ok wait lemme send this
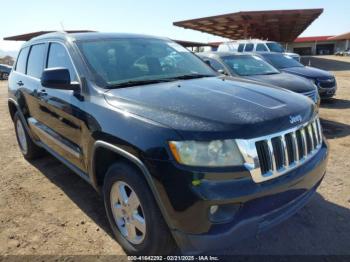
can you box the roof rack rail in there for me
[3,30,96,41]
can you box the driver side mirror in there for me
[204,60,211,67]
[217,69,229,76]
[41,67,80,91]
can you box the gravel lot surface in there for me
[0,56,349,257]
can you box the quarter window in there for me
[15,47,30,74]
[47,43,77,81]
[27,44,46,78]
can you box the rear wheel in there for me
[103,162,177,255]
[14,112,44,160]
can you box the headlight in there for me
[168,140,244,167]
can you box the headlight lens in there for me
[168,140,244,167]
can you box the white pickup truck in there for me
[218,39,301,61]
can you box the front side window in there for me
[27,44,46,78]
[221,55,279,76]
[77,38,215,87]
[262,54,303,69]
[15,47,30,74]
[47,43,78,82]
[244,44,254,52]
[256,44,268,52]
[266,42,285,53]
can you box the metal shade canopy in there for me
[174,9,324,42]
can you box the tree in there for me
[0,56,15,66]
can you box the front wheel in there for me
[103,162,177,255]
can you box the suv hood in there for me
[105,77,315,140]
[244,72,315,93]
[282,66,333,79]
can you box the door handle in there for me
[17,81,24,86]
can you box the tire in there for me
[13,112,44,160]
[103,162,177,255]
[2,72,9,80]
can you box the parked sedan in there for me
[0,64,12,80]
[257,52,337,99]
[198,52,319,105]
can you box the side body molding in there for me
[91,140,175,230]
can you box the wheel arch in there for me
[8,98,18,121]
[91,140,175,230]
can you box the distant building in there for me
[286,33,350,55]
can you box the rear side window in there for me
[237,44,245,52]
[256,44,268,52]
[47,43,77,81]
[15,47,30,74]
[244,44,254,52]
[27,44,46,78]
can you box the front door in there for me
[33,42,86,171]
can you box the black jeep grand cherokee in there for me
[8,32,328,255]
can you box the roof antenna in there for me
[60,21,65,32]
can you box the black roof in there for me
[18,32,170,46]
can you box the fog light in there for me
[208,204,240,223]
[210,205,219,215]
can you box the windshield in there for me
[77,38,215,87]
[266,42,285,53]
[262,54,304,69]
[221,55,279,76]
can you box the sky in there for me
[1,0,349,52]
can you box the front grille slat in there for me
[285,133,294,165]
[256,141,270,174]
[312,121,320,145]
[300,129,308,158]
[291,131,300,162]
[254,117,322,180]
[308,125,315,151]
[280,135,289,168]
[271,137,284,170]
[267,140,276,172]
[305,126,313,153]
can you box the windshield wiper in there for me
[262,72,279,75]
[168,73,215,80]
[106,74,215,88]
[107,79,172,88]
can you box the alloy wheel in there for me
[110,181,146,244]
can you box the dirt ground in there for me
[0,56,349,256]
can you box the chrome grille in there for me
[236,117,323,183]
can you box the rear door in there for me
[10,44,47,128]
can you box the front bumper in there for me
[146,140,328,254]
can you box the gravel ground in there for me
[0,56,349,256]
